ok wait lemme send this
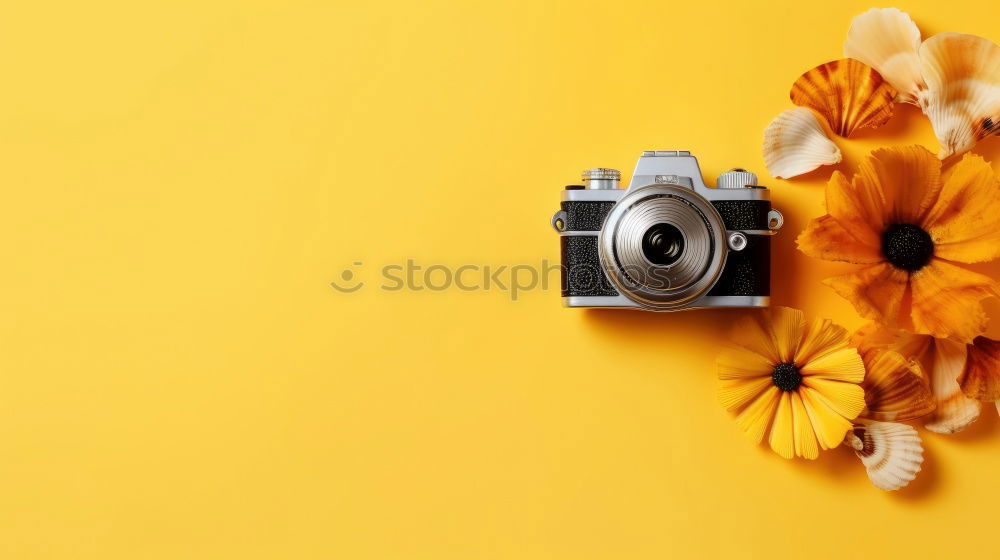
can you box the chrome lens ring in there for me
[613,196,712,290]
[599,185,727,310]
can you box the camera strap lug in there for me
[551,210,568,233]
[767,209,784,231]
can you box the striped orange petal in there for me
[858,349,935,422]
[790,59,898,137]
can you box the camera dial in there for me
[716,169,758,189]
[581,168,621,190]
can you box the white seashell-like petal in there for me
[762,108,842,179]
[923,338,982,433]
[844,8,925,104]
[919,33,1000,158]
[846,421,924,491]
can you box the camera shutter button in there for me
[716,169,758,189]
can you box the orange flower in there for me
[797,145,1000,342]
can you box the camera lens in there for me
[598,188,727,310]
[641,223,685,266]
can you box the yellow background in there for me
[4,1,1000,558]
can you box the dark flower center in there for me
[771,362,802,392]
[881,223,933,272]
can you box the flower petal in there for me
[843,8,925,104]
[735,387,781,444]
[718,377,774,412]
[957,336,1000,401]
[856,145,942,225]
[800,347,865,383]
[717,346,775,380]
[826,170,883,248]
[769,392,795,459]
[800,386,856,449]
[859,349,935,421]
[909,258,998,343]
[918,33,1000,158]
[769,306,805,363]
[729,311,781,364]
[852,323,907,355]
[791,393,819,459]
[796,215,883,264]
[853,324,936,376]
[923,338,982,433]
[795,316,851,365]
[762,108,843,179]
[823,263,909,327]
[924,153,1000,263]
[789,59,897,137]
[802,377,866,420]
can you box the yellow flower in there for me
[717,307,866,459]
[797,145,1000,343]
